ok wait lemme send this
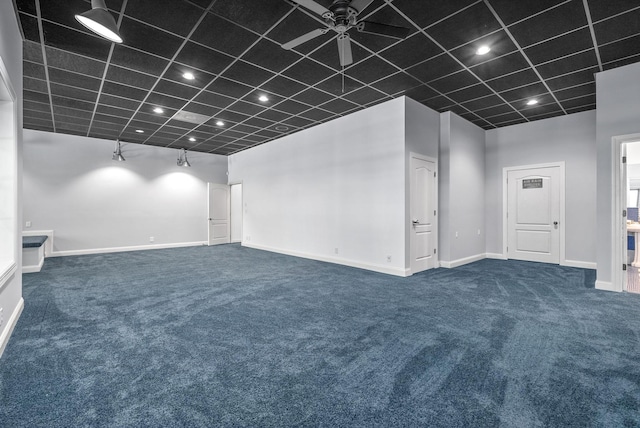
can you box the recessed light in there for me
[215,120,225,127]
[135,129,144,133]
[258,95,269,102]
[275,125,289,131]
[476,45,491,55]
[153,107,164,114]
[526,99,539,106]
[183,72,195,80]
[188,137,196,142]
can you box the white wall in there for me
[485,111,597,267]
[596,62,640,288]
[440,112,485,266]
[0,1,23,356]
[23,130,228,255]
[228,98,408,275]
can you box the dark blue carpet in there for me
[1,244,639,427]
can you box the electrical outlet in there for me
[387,256,391,262]
[149,236,154,243]
[334,248,339,254]
[246,236,251,241]
[25,221,31,228]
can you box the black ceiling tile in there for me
[299,108,334,121]
[315,74,363,95]
[111,45,169,76]
[489,0,566,26]
[426,2,502,50]
[102,81,148,101]
[24,109,54,121]
[273,99,310,115]
[292,87,334,105]
[422,95,456,112]
[560,94,596,110]
[393,0,477,29]
[54,106,93,120]
[212,0,291,33]
[221,61,276,87]
[471,52,530,81]
[48,68,102,92]
[281,115,314,128]
[342,86,388,105]
[258,76,307,98]
[193,12,260,56]
[267,9,333,55]
[175,42,234,75]
[475,103,516,119]
[372,71,421,95]
[256,108,290,123]
[99,94,141,110]
[219,129,249,140]
[216,110,251,123]
[125,0,204,37]
[55,124,89,136]
[603,53,640,71]
[485,111,524,124]
[309,37,368,71]
[429,70,479,94]
[565,104,596,115]
[499,82,549,102]
[106,66,157,91]
[50,83,98,103]
[182,102,220,117]
[537,50,599,79]
[126,120,160,132]
[320,98,359,114]
[96,104,134,119]
[23,61,46,80]
[194,90,236,109]
[521,103,563,118]
[283,59,336,86]
[24,77,48,94]
[449,30,518,67]
[45,47,106,76]
[24,100,51,113]
[378,33,441,69]
[118,18,183,60]
[245,116,279,128]
[403,85,438,102]
[254,129,281,139]
[89,129,118,139]
[93,113,129,126]
[24,117,54,130]
[41,0,92,30]
[208,77,255,98]
[24,89,50,104]
[230,123,262,134]
[146,92,187,110]
[160,125,192,135]
[407,54,463,83]
[459,94,504,111]
[23,41,43,64]
[166,119,196,130]
[42,22,111,62]
[51,96,94,112]
[600,34,640,64]
[349,31,404,57]
[508,1,589,48]
[524,28,594,65]
[196,124,225,135]
[484,68,540,92]
[554,82,596,101]
[346,56,398,84]
[16,1,37,16]
[588,0,640,22]
[155,79,200,100]
[446,84,495,105]
[228,101,267,116]
[164,64,216,89]
[543,67,598,90]
[241,38,301,74]
[19,13,40,43]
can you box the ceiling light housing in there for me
[112,140,125,162]
[75,0,123,44]
[526,99,539,106]
[215,120,225,127]
[153,107,164,114]
[258,95,269,102]
[183,72,195,80]
[188,137,196,142]
[135,129,144,133]
[476,45,491,55]
[177,148,191,168]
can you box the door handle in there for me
[412,219,419,225]
[553,221,558,226]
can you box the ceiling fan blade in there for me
[282,28,326,50]
[289,0,330,16]
[356,21,411,39]
[349,0,375,15]
[337,34,353,67]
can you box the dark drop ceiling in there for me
[14,0,640,155]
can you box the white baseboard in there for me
[22,230,54,258]
[0,297,24,359]
[22,256,44,274]
[440,253,486,269]
[243,242,410,277]
[49,241,208,257]
[563,260,597,269]
[486,252,507,260]
[595,280,621,292]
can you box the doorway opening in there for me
[622,141,640,293]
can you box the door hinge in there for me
[623,209,627,217]
[434,248,437,254]
[434,171,437,178]
[623,264,627,271]
[623,156,627,164]
[434,210,436,216]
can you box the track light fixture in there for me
[75,0,123,44]
[177,148,191,168]
[112,140,125,162]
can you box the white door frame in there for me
[207,183,230,246]
[409,152,438,275]
[502,162,566,264]
[229,181,243,243]
[612,134,640,293]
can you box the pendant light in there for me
[75,0,123,44]
[112,140,125,162]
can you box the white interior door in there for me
[230,183,242,243]
[208,183,230,246]
[507,166,560,263]
[410,154,437,274]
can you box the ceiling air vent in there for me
[172,110,210,125]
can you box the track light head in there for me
[75,0,123,44]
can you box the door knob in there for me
[553,221,558,226]
[412,219,419,225]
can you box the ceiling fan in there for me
[282,0,411,66]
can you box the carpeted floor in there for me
[0,244,639,427]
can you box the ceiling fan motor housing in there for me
[327,0,357,32]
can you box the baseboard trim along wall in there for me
[0,297,24,359]
[49,241,208,257]
[595,280,621,292]
[440,253,486,269]
[563,260,597,270]
[486,253,507,260]
[22,256,44,274]
[243,242,411,277]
